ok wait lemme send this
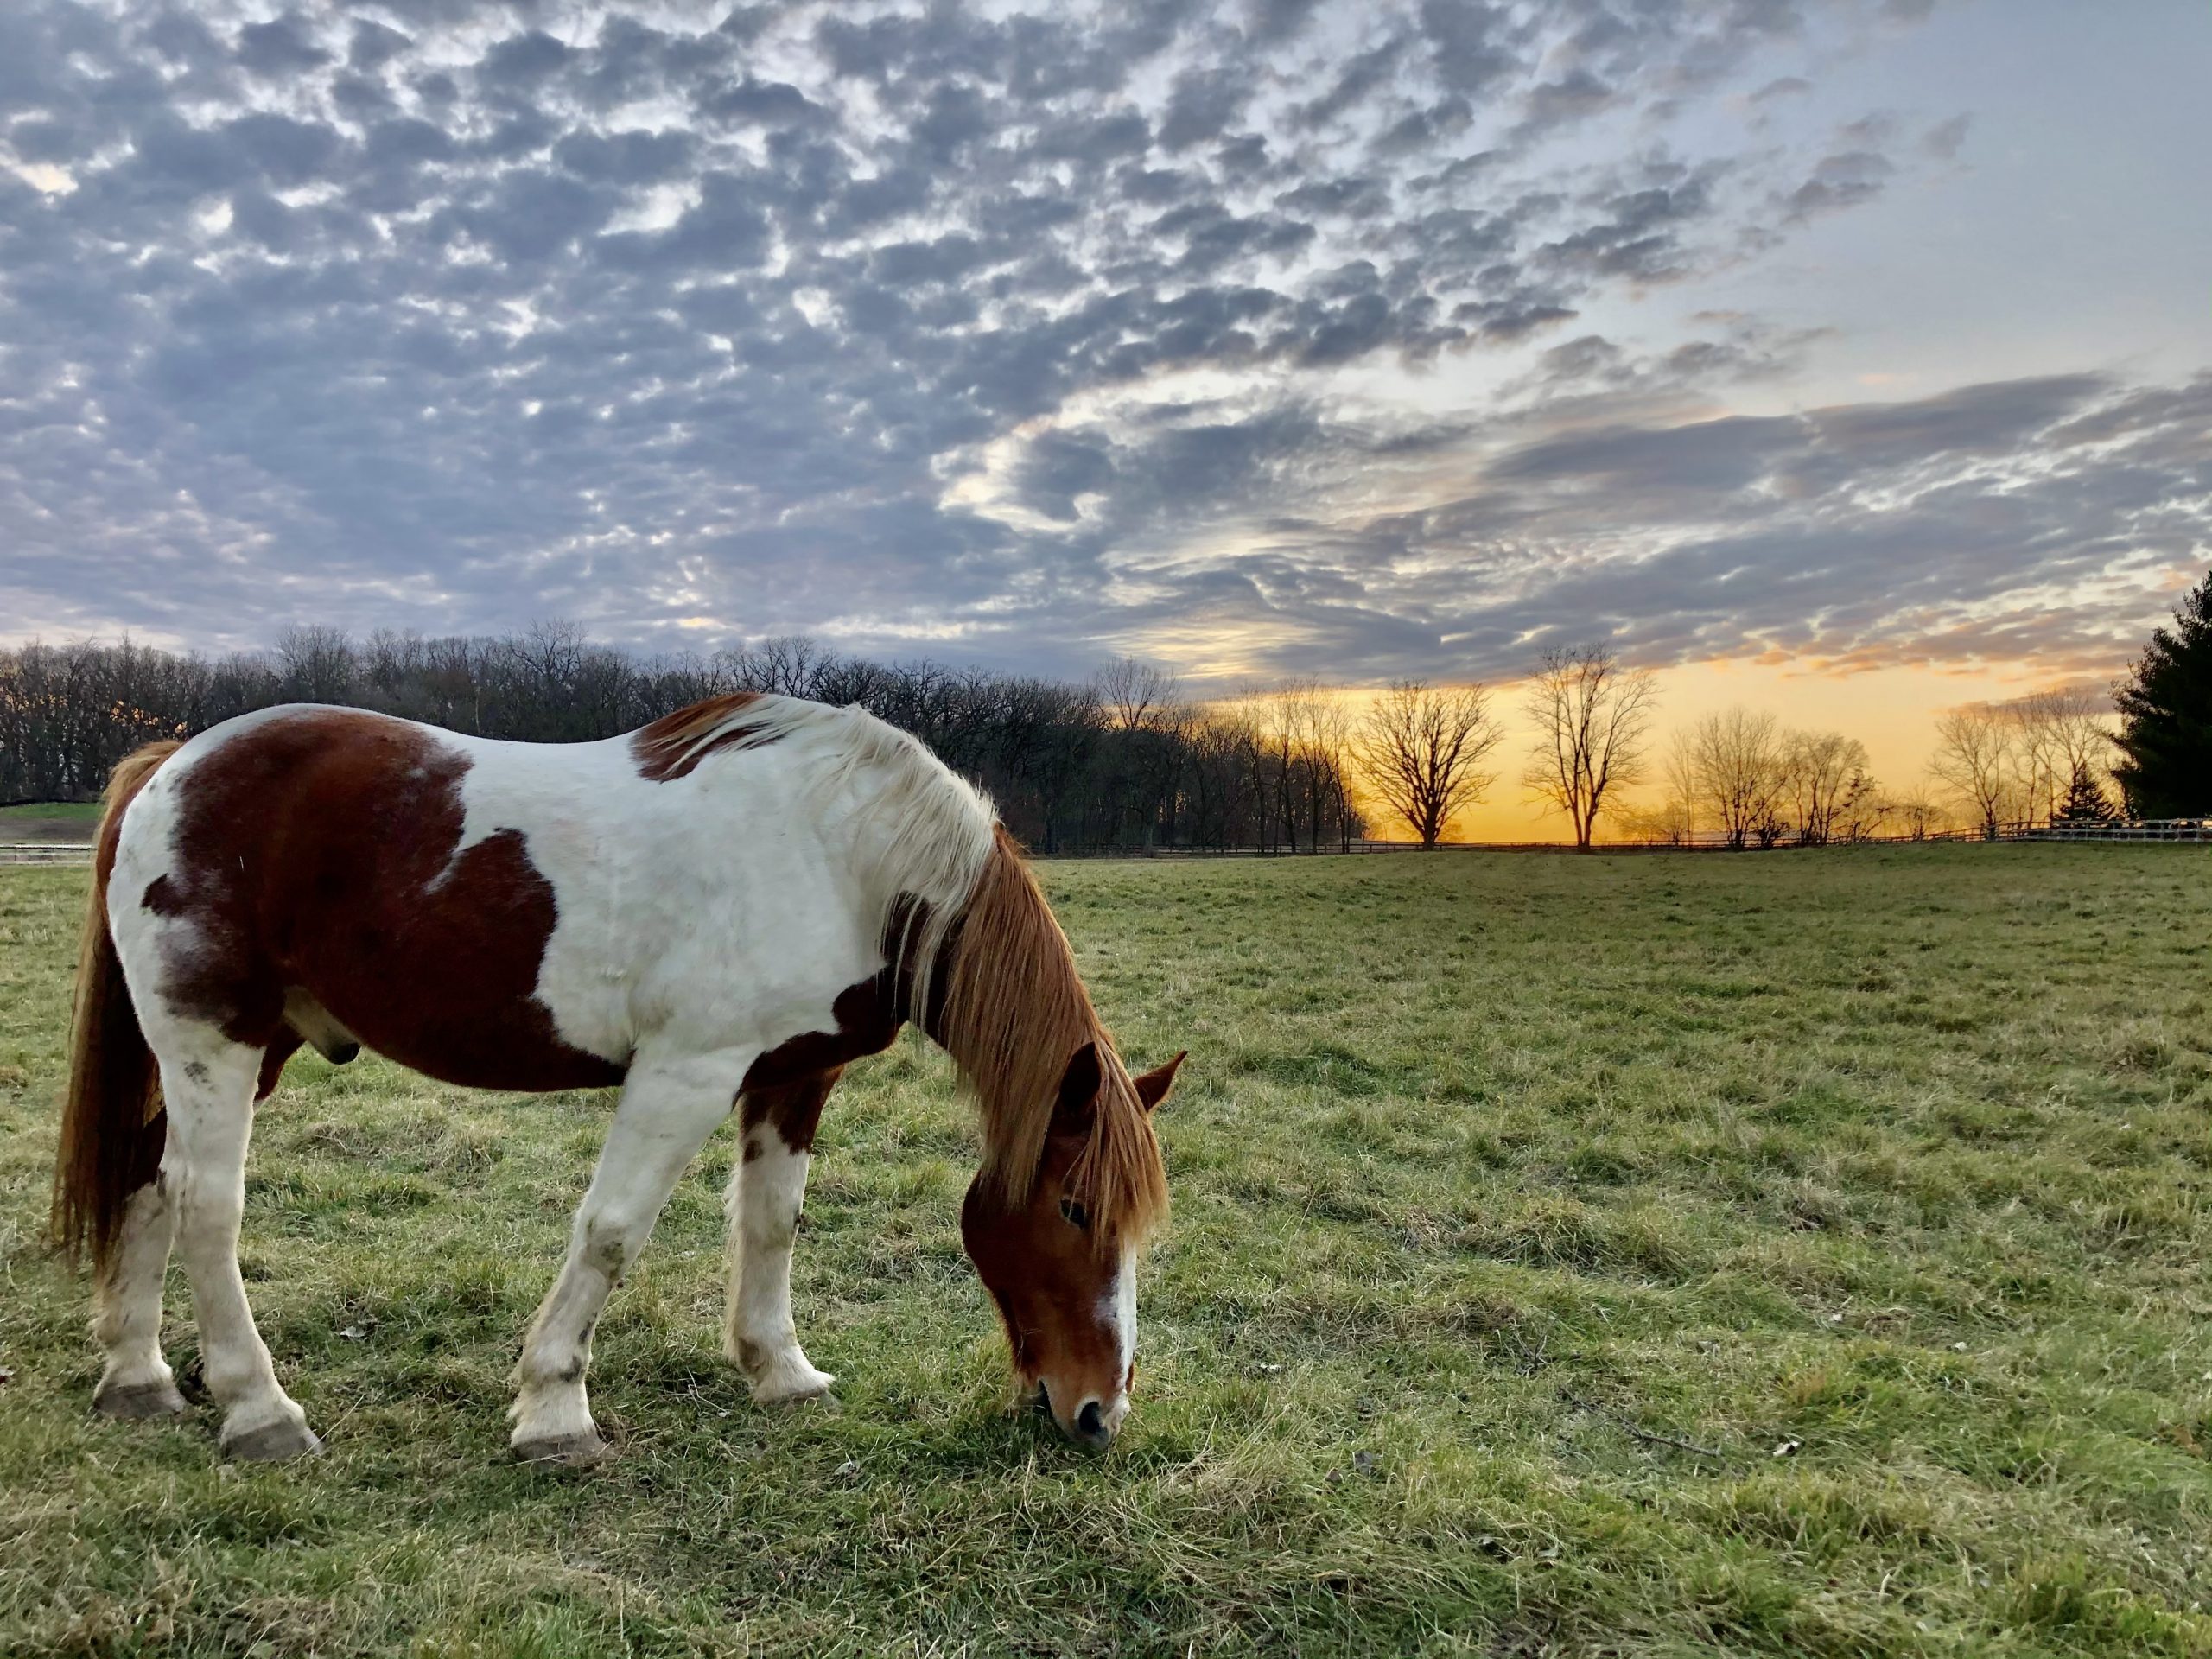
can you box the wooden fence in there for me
[2017,818,2212,842]
[0,842,93,865]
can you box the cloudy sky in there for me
[3,0,2208,758]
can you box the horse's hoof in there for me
[753,1367,836,1406]
[223,1419,324,1462]
[512,1431,607,1468]
[94,1378,188,1421]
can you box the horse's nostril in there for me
[1075,1399,1108,1443]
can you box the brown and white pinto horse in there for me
[54,694,1179,1463]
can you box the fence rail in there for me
[2018,818,2212,842]
[0,842,93,865]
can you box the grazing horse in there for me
[54,694,1180,1463]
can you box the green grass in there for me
[3,847,2211,1656]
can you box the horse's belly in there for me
[276,818,632,1093]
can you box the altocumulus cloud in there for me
[0,0,2203,683]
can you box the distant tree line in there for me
[7,563,2205,850]
[0,625,1363,854]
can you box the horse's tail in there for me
[53,740,181,1271]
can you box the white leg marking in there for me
[157,1034,319,1459]
[92,1177,184,1418]
[511,1052,751,1461]
[723,1128,834,1403]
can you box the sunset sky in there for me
[3,1,2207,837]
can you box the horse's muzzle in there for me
[1072,1397,1113,1449]
[1034,1382,1120,1449]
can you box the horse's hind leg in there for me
[155,1027,320,1460]
[725,1070,838,1403]
[91,1127,184,1420]
[96,1034,303,1421]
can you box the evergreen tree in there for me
[2056,761,2116,823]
[2113,566,2212,816]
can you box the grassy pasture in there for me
[3,847,2210,1656]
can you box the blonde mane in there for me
[937,828,1169,1248]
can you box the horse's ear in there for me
[1132,1051,1186,1113]
[1049,1041,1103,1138]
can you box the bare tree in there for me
[1183,703,1262,849]
[275,625,358,705]
[1688,709,1786,849]
[2007,684,2116,822]
[1615,800,1686,846]
[744,635,830,697]
[1259,684,1294,853]
[1520,646,1658,849]
[1302,691,1360,852]
[2046,687,2117,792]
[1783,730,1874,847]
[1832,773,1891,844]
[1616,730,1697,845]
[1092,656,1179,734]
[1355,680,1503,848]
[1270,678,1358,853]
[1647,730,1700,844]
[1888,783,1950,841]
[1930,706,2017,840]
[2008,693,2065,823]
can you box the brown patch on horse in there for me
[937,828,1167,1251]
[150,709,625,1092]
[741,976,905,1095]
[631,692,785,781]
[733,895,947,1148]
[739,1067,842,1156]
[257,1029,303,1102]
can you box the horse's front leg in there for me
[510,1049,750,1465]
[725,1069,839,1403]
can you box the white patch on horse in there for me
[1098,1243,1138,1433]
[723,1128,835,1403]
[108,735,207,1011]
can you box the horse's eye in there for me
[1058,1198,1090,1230]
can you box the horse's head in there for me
[960,1042,1183,1449]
